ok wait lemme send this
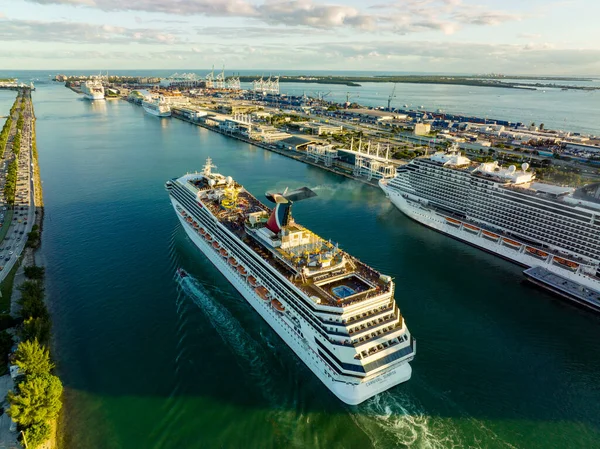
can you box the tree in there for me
[24,266,45,280]
[14,339,54,377]
[7,373,63,426]
[21,421,51,449]
[22,317,51,347]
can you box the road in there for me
[0,90,36,284]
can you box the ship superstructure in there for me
[142,96,171,117]
[380,147,600,310]
[81,78,105,100]
[166,159,415,404]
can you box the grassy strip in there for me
[0,255,22,313]
[0,209,15,242]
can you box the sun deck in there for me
[190,177,392,308]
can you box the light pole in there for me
[20,429,28,448]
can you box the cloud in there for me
[3,39,600,74]
[23,0,523,33]
[0,18,181,44]
[518,32,542,39]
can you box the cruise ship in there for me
[380,148,600,310]
[166,159,415,405]
[80,78,104,100]
[142,96,171,117]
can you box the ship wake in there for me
[175,270,305,447]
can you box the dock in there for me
[523,266,600,312]
[169,112,382,188]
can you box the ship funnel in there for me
[265,187,316,233]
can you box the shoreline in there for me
[170,112,382,188]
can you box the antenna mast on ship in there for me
[203,157,217,176]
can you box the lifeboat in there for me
[445,217,461,226]
[180,211,186,217]
[248,276,257,287]
[186,217,193,223]
[237,265,247,276]
[199,228,206,235]
[271,299,285,312]
[228,257,238,267]
[193,222,199,228]
[502,238,521,248]
[212,241,220,250]
[254,286,269,301]
[525,246,549,259]
[219,248,228,257]
[482,230,499,240]
[553,256,579,270]
[205,234,213,242]
[463,223,479,232]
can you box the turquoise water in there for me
[3,84,600,448]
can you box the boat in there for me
[482,230,499,240]
[379,146,600,307]
[220,248,228,257]
[463,223,479,232]
[166,158,415,404]
[177,268,188,279]
[524,266,600,312]
[142,96,171,117]
[553,256,579,270]
[525,247,549,259]
[212,241,220,249]
[254,286,270,301]
[502,237,522,248]
[80,77,104,100]
[445,217,461,226]
[271,299,285,312]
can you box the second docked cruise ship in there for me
[380,148,600,311]
[166,159,415,404]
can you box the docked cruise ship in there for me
[380,148,600,309]
[142,96,171,117]
[166,159,415,404]
[80,78,104,100]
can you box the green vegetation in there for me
[0,255,21,312]
[22,422,51,448]
[4,159,18,205]
[26,228,41,249]
[12,130,20,155]
[14,339,54,376]
[0,313,17,331]
[536,166,584,187]
[0,331,12,375]
[24,265,45,280]
[19,281,50,327]
[7,370,62,427]
[393,149,426,160]
[238,75,600,90]
[8,279,62,448]
[0,116,12,158]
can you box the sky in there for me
[1,0,600,74]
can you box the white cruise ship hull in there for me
[170,196,412,405]
[143,105,171,117]
[382,185,600,294]
[83,92,104,101]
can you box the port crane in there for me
[387,83,397,111]
[312,91,331,102]
[344,91,359,108]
